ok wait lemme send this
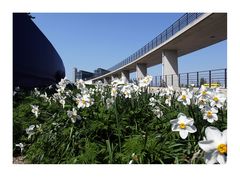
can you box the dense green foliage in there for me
[13,79,227,164]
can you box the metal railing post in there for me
[165,75,167,86]
[209,70,212,88]
[171,74,173,86]
[160,76,162,87]
[178,74,181,87]
[225,69,227,88]
[187,73,189,87]
[197,72,199,87]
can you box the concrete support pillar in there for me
[111,75,115,81]
[103,78,110,84]
[162,50,178,87]
[121,70,130,83]
[136,63,147,80]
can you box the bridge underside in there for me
[92,13,227,84]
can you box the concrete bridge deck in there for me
[89,13,227,86]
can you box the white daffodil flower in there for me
[75,94,92,108]
[59,96,66,108]
[131,84,141,95]
[197,85,211,100]
[170,113,197,139]
[34,88,40,96]
[26,125,35,139]
[80,87,90,95]
[106,98,115,109]
[198,126,227,164]
[152,107,163,118]
[165,96,172,107]
[15,143,24,153]
[75,79,86,89]
[139,75,153,88]
[111,78,124,86]
[67,107,81,123]
[177,90,192,106]
[121,85,132,98]
[56,77,69,93]
[203,106,218,123]
[65,90,73,97]
[89,88,95,95]
[40,92,51,103]
[31,105,39,118]
[149,97,157,107]
[196,98,208,110]
[138,75,153,88]
[210,92,226,109]
[111,86,118,97]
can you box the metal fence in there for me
[146,68,227,88]
[107,13,203,72]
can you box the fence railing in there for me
[134,68,227,88]
[107,13,203,72]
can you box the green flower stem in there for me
[114,99,121,153]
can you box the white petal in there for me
[186,125,197,133]
[212,114,218,121]
[212,107,218,114]
[207,118,214,123]
[179,130,188,139]
[171,124,179,131]
[205,126,222,142]
[188,92,193,98]
[205,150,218,164]
[222,129,227,144]
[203,115,207,120]
[217,153,226,164]
[185,118,194,126]
[177,97,182,102]
[182,101,187,106]
[170,119,178,125]
[198,140,215,152]
[178,113,186,118]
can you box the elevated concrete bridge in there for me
[89,13,227,86]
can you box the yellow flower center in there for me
[213,97,219,102]
[207,111,212,118]
[82,99,86,104]
[182,95,186,100]
[179,122,186,129]
[202,91,207,95]
[217,144,227,154]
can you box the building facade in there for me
[73,68,94,82]
[73,67,110,82]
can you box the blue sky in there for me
[31,13,227,81]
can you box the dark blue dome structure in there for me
[13,13,65,88]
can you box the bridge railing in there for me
[107,13,203,72]
[132,68,227,88]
